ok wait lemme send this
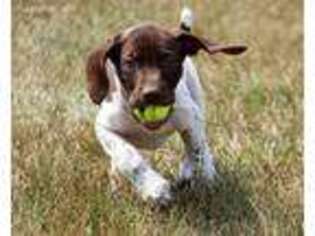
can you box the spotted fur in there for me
[95,58,216,203]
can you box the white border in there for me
[305,0,315,235]
[0,1,310,236]
[0,0,11,235]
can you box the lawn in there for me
[12,0,303,235]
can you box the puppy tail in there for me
[180,6,194,32]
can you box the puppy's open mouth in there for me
[132,105,173,130]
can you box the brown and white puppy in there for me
[86,7,247,205]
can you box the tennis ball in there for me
[133,105,172,123]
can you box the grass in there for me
[12,0,302,235]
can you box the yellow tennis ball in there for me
[133,105,171,122]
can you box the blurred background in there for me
[13,0,302,235]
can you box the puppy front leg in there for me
[178,112,217,185]
[95,126,172,204]
[179,129,217,183]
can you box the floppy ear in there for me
[86,35,121,104]
[176,32,247,56]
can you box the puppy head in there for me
[86,24,247,127]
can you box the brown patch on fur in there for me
[86,36,121,104]
[117,24,183,107]
[85,23,247,106]
[86,46,108,104]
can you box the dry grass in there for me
[12,0,303,235]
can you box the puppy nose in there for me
[142,88,162,104]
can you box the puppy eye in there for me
[160,56,178,67]
[125,59,134,65]
[159,52,171,61]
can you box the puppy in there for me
[86,7,247,205]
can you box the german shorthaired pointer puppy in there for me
[86,7,247,205]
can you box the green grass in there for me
[13,0,302,235]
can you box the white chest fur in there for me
[95,57,204,149]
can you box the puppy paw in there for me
[147,181,172,200]
[150,191,173,210]
[175,166,218,191]
[201,163,217,183]
[138,174,173,207]
[174,177,194,190]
